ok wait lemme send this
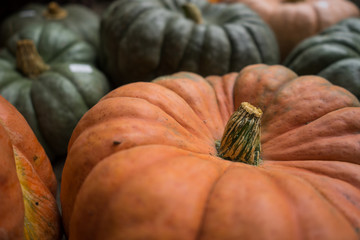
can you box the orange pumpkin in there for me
[211,0,360,59]
[0,95,61,240]
[61,64,360,239]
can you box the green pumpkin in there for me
[0,2,100,49]
[100,0,279,86]
[0,22,110,159]
[283,18,360,99]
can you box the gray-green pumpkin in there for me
[0,2,100,49]
[100,0,279,86]
[284,18,360,99]
[0,22,110,159]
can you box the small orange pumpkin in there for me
[0,95,61,240]
[61,64,360,239]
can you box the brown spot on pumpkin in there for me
[113,141,121,146]
[35,202,39,206]
[33,155,38,161]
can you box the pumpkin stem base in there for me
[43,2,68,20]
[218,102,262,165]
[16,40,49,78]
[182,3,203,24]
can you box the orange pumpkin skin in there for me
[61,64,360,239]
[0,96,61,240]
[211,0,360,60]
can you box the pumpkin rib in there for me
[269,164,360,235]
[71,96,216,148]
[262,107,360,163]
[0,95,56,195]
[198,164,304,239]
[199,24,231,76]
[241,22,264,63]
[67,145,230,239]
[154,73,225,139]
[69,82,214,147]
[267,160,360,192]
[262,165,358,239]
[154,15,191,76]
[261,77,360,143]
[117,8,172,81]
[104,1,155,44]
[195,161,235,240]
[9,83,51,153]
[98,92,214,142]
[32,74,85,122]
[205,73,237,123]
[48,42,94,64]
[35,23,82,63]
[48,66,94,109]
[232,64,298,114]
[61,116,218,232]
[153,12,183,77]
[46,40,86,64]
[178,23,206,74]
[69,147,176,239]
[14,146,61,240]
[0,124,24,240]
[310,1,324,34]
[222,24,260,72]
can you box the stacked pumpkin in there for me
[0,2,99,49]
[0,2,110,159]
[209,0,360,60]
[0,95,61,239]
[61,64,360,239]
[99,0,280,85]
[284,17,360,99]
[0,0,360,240]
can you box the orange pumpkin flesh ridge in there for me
[61,64,360,239]
[0,96,61,239]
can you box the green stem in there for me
[217,102,262,165]
[182,3,203,24]
[43,2,68,20]
[16,40,49,78]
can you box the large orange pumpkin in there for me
[61,64,360,239]
[211,0,360,59]
[0,95,61,240]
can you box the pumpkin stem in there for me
[43,2,68,20]
[16,39,50,78]
[217,102,262,165]
[182,3,203,24]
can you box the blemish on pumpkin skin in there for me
[113,141,121,146]
[33,155,38,161]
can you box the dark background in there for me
[0,0,112,23]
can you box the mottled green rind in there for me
[100,0,279,86]
[0,3,100,49]
[284,18,360,99]
[0,22,110,159]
